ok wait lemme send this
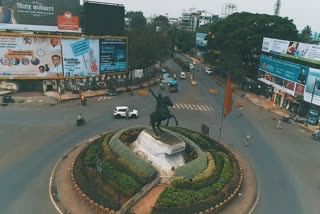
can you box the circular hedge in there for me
[73,126,241,214]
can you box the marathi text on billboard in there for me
[262,37,320,62]
[100,38,127,74]
[0,36,63,77]
[62,38,100,77]
[0,0,80,33]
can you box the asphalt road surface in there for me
[0,57,319,214]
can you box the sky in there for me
[87,0,319,32]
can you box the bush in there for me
[119,128,144,145]
[102,162,142,198]
[84,144,98,167]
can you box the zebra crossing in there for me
[172,103,215,112]
[97,96,112,102]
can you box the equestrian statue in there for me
[149,87,179,136]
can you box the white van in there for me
[180,72,186,79]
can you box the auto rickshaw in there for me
[169,81,178,92]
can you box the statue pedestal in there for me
[132,129,186,183]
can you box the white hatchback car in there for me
[180,72,186,79]
[204,67,213,75]
[114,106,139,118]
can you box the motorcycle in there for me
[2,94,15,103]
[281,115,291,123]
[311,132,320,141]
[76,118,86,126]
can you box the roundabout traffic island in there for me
[61,126,245,214]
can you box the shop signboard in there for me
[100,38,127,74]
[262,37,320,62]
[62,38,99,77]
[0,36,63,78]
[0,0,81,33]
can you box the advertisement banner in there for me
[100,38,127,74]
[62,38,99,77]
[262,37,320,62]
[259,55,309,85]
[0,36,63,77]
[196,33,208,47]
[304,67,320,105]
[0,0,80,33]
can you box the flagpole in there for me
[218,96,225,142]
[219,73,232,143]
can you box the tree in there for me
[204,12,299,81]
[126,11,146,30]
[299,25,313,43]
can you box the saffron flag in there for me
[224,73,232,117]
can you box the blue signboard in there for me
[196,33,208,47]
[71,39,90,57]
[259,55,309,85]
[100,38,127,73]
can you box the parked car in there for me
[114,106,139,118]
[204,67,213,75]
[180,72,186,79]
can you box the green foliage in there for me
[102,162,141,198]
[204,12,299,79]
[119,128,144,144]
[126,11,146,29]
[173,152,216,189]
[112,157,150,184]
[109,128,158,179]
[299,25,313,43]
[156,151,234,209]
[84,144,98,167]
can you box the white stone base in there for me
[132,129,186,183]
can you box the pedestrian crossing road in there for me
[172,103,215,112]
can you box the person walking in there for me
[276,119,282,129]
[125,108,130,119]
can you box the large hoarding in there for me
[83,2,124,36]
[0,36,63,78]
[258,55,309,96]
[0,0,81,33]
[62,39,100,77]
[262,37,320,62]
[304,67,320,106]
[196,33,208,47]
[100,38,127,74]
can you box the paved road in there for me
[0,57,319,214]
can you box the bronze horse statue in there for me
[149,89,179,136]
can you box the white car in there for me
[204,67,213,75]
[114,106,139,118]
[180,72,186,79]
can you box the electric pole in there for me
[274,0,281,16]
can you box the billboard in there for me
[0,36,63,78]
[304,67,320,106]
[258,55,309,96]
[0,0,81,33]
[83,2,125,36]
[100,38,127,74]
[196,33,208,47]
[262,37,320,62]
[62,39,100,77]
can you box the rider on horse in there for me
[149,89,170,118]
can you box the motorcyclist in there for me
[78,113,84,121]
[315,128,320,136]
[81,95,86,105]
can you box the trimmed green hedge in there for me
[109,127,158,181]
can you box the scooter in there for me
[76,118,86,126]
[2,94,15,103]
[311,132,320,141]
